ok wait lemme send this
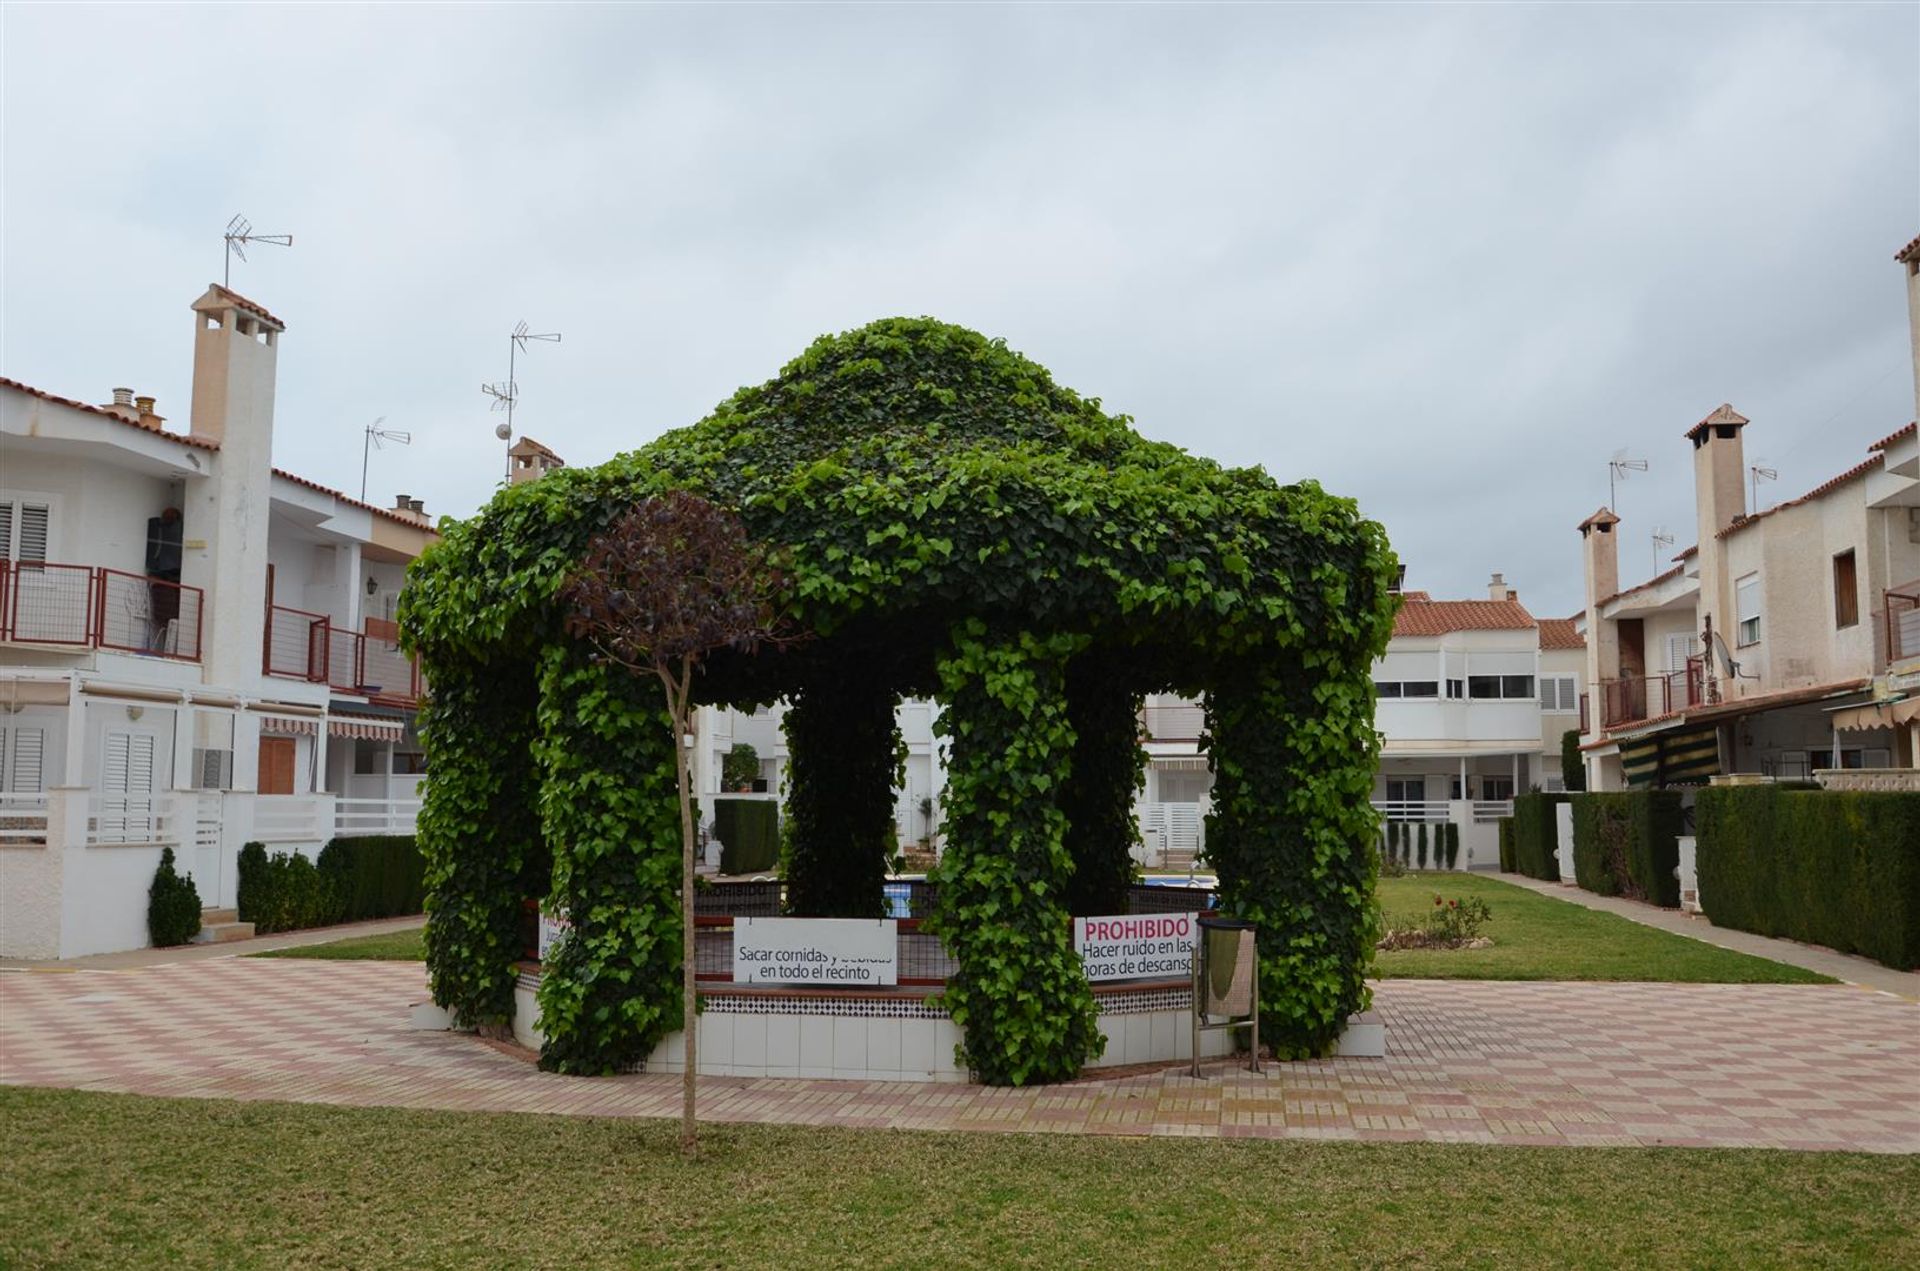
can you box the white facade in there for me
[1,285,436,957]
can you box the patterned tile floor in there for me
[2,959,1914,1151]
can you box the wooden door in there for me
[257,737,296,795]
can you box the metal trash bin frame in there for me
[1190,915,1260,1077]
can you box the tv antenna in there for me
[360,417,412,501]
[482,320,561,476]
[222,214,292,288]
[1608,450,1648,512]
[1749,464,1778,512]
[1651,526,1674,574]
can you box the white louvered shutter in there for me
[2,727,46,793]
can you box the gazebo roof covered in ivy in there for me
[403,318,1398,1086]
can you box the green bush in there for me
[1416,823,1428,869]
[1498,818,1516,872]
[318,835,426,920]
[147,847,202,947]
[1560,729,1587,792]
[1696,785,1920,970]
[721,743,760,791]
[1443,822,1460,870]
[1510,792,1567,881]
[712,799,779,874]
[1570,791,1682,907]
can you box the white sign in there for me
[1073,912,1199,982]
[537,908,573,961]
[733,917,898,987]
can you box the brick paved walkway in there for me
[2,960,1913,1151]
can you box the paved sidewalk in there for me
[0,916,425,972]
[1493,873,1920,1000]
[3,959,1913,1151]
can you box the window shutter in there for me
[128,734,155,793]
[15,504,49,563]
[104,733,130,794]
[0,502,12,560]
[4,727,46,793]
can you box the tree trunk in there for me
[668,665,698,1154]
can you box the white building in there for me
[1577,236,1920,789]
[1,284,436,958]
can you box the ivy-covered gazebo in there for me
[401,318,1397,1084]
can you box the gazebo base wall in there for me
[509,969,1240,1083]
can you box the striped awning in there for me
[1830,698,1920,731]
[329,713,406,741]
[1621,726,1720,789]
[258,715,319,736]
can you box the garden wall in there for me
[1695,785,1920,970]
[1570,791,1682,907]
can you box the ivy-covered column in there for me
[532,646,685,1074]
[782,675,899,919]
[1059,654,1144,917]
[931,620,1102,1085]
[419,658,546,1031]
[1204,654,1381,1058]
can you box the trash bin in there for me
[1192,915,1259,1077]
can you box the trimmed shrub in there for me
[1443,822,1460,870]
[1386,820,1400,864]
[1696,785,1920,970]
[147,847,202,947]
[1498,818,1516,872]
[318,835,425,920]
[1560,729,1586,792]
[712,799,779,874]
[1416,823,1429,869]
[1510,792,1568,881]
[1570,790,1682,907]
[236,841,273,926]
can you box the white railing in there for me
[333,796,422,837]
[1472,799,1515,823]
[1371,799,1451,823]
[87,792,184,846]
[253,794,329,843]
[0,793,50,847]
[1813,768,1920,792]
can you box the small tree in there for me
[1416,823,1429,870]
[147,847,202,947]
[1444,823,1460,870]
[1561,729,1587,792]
[561,491,790,1154]
[722,742,761,791]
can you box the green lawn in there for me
[2,1088,1912,1270]
[1375,874,1831,983]
[261,877,1824,985]
[251,925,425,961]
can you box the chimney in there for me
[1688,403,1749,665]
[104,387,138,420]
[1488,572,1510,601]
[408,497,426,515]
[134,395,164,430]
[189,285,284,446]
[394,494,411,511]
[1579,507,1622,730]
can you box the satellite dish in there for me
[494,422,512,441]
[1711,631,1744,680]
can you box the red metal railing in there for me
[1597,660,1705,730]
[0,559,203,661]
[264,603,420,705]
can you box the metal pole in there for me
[360,428,372,502]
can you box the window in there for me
[1468,676,1500,699]
[1833,550,1858,629]
[1736,573,1761,646]
[1374,681,1401,699]
[1481,777,1516,801]
[1469,676,1535,700]
[1540,675,1578,712]
[1374,681,1439,699]
[1383,778,1424,818]
[391,750,427,775]
[0,497,52,564]
[190,711,232,791]
[353,746,381,776]
[1,725,46,793]
[1446,679,1464,699]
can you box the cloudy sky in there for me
[4,3,1915,617]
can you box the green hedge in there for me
[1497,819,1516,873]
[147,847,202,947]
[1696,785,1920,970]
[1570,791,1682,907]
[712,799,779,874]
[1510,792,1567,881]
[238,836,425,935]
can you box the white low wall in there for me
[1676,834,1700,913]
[1554,802,1575,880]
[0,840,63,959]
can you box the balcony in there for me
[0,559,203,662]
[1595,663,1704,730]
[264,604,420,706]
[1140,703,1205,741]
[1884,584,1920,665]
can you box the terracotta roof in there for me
[0,376,220,452]
[1577,506,1620,531]
[509,435,562,461]
[1596,562,1690,609]
[205,284,285,329]
[1868,421,1917,452]
[1584,677,1871,747]
[1394,589,1432,602]
[1896,235,1920,265]
[1684,403,1748,442]
[1675,545,1698,561]
[1393,597,1536,637]
[1717,453,1883,539]
[1537,617,1585,650]
[272,468,437,531]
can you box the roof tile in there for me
[1393,597,1536,637]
